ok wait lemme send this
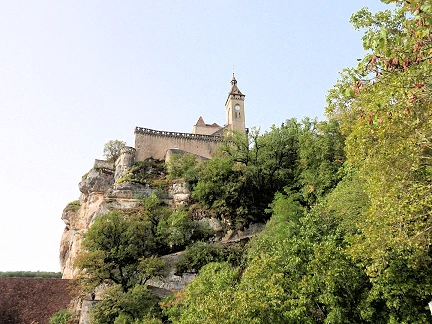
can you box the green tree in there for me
[166,153,200,186]
[298,118,345,205]
[175,241,244,274]
[157,208,210,249]
[326,2,432,321]
[165,175,373,323]
[90,284,161,324]
[103,139,127,162]
[163,262,240,324]
[191,119,344,228]
[75,194,206,291]
[75,209,161,293]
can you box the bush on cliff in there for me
[90,284,162,324]
[49,309,73,324]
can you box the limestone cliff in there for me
[59,159,190,279]
[59,156,264,282]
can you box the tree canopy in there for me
[162,1,432,322]
[103,139,127,162]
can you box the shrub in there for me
[167,153,200,184]
[90,285,161,324]
[175,242,244,274]
[116,160,166,186]
[49,309,72,324]
[65,200,80,212]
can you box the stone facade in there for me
[225,74,246,133]
[114,146,136,181]
[134,127,223,161]
[192,116,222,135]
[113,75,246,179]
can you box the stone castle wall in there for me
[93,159,114,170]
[114,146,136,181]
[134,127,223,161]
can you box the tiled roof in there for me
[0,278,75,324]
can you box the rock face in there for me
[60,162,159,279]
[60,157,266,323]
[59,160,190,279]
[147,251,197,293]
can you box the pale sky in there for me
[0,1,391,272]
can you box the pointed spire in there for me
[231,73,237,86]
[228,73,243,96]
[195,116,205,126]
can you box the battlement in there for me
[115,146,136,181]
[135,127,223,142]
[120,146,136,155]
[132,75,245,162]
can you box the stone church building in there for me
[113,74,247,178]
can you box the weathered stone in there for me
[199,217,223,232]
[221,222,266,243]
[78,168,114,195]
[168,180,190,206]
[79,300,99,324]
[108,181,154,199]
[147,251,196,291]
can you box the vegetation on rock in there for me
[175,242,244,274]
[74,195,210,323]
[167,118,344,230]
[65,200,80,212]
[116,159,167,188]
[49,309,73,324]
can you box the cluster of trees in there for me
[73,195,211,323]
[161,1,432,323]
[69,1,432,323]
[73,116,346,323]
[0,271,62,278]
[170,118,345,229]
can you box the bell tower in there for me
[225,74,246,134]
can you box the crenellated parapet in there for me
[120,146,137,155]
[135,127,223,142]
[115,146,136,181]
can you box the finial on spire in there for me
[231,65,238,85]
[231,72,237,86]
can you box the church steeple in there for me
[225,74,246,134]
[227,73,244,97]
[231,73,237,86]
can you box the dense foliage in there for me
[75,195,209,323]
[49,309,73,324]
[168,118,345,229]
[161,1,432,323]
